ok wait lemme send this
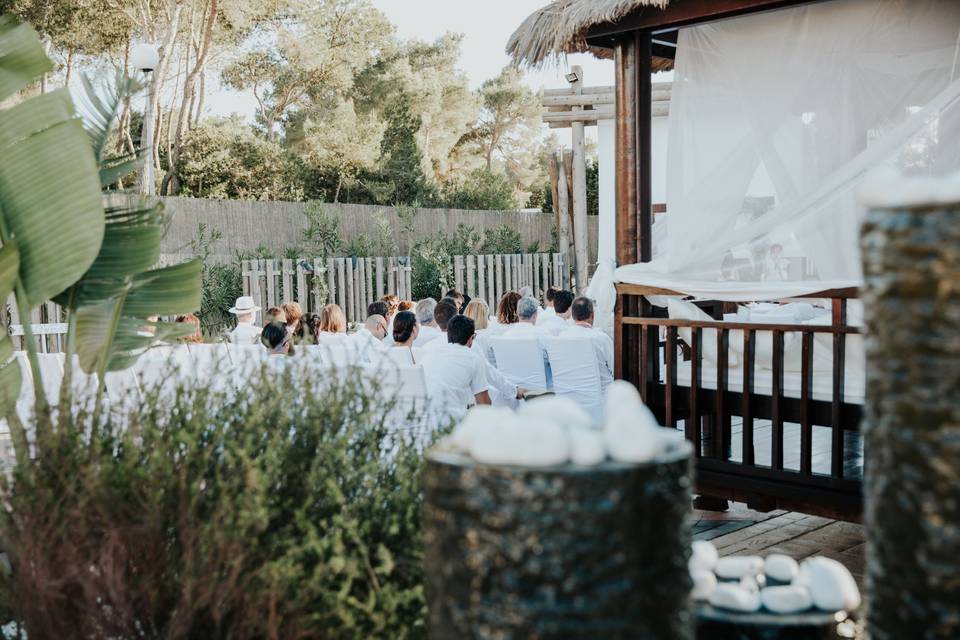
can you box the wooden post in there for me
[570,65,589,293]
[557,150,572,285]
[548,153,562,250]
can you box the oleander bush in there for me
[0,365,435,639]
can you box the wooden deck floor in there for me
[693,502,866,586]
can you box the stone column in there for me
[860,186,960,639]
[423,449,693,639]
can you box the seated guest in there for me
[420,298,458,352]
[503,296,545,337]
[351,314,388,359]
[228,296,262,345]
[176,313,203,344]
[538,289,574,334]
[563,296,614,387]
[261,321,292,356]
[314,303,347,342]
[398,300,415,313]
[265,306,286,324]
[463,299,495,364]
[540,286,559,319]
[281,301,304,340]
[382,294,400,320]
[444,289,465,313]
[391,310,420,364]
[413,298,440,347]
[368,300,389,319]
[422,315,491,413]
[493,291,521,333]
[302,313,320,344]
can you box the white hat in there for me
[229,296,261,315]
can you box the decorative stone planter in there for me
[860,179,960,639]
[422,447,693,639]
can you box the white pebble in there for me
[689,540,719,573]
[715,555,764,580]
[760,585,813,614]
[709,583,761,612]
[569,427,606,466]
[469,419,570,467]
[519,395,594,430]
[764,554,800,583]
[691,569,717,601]
[796,556,861,612]
[447,405,514,453]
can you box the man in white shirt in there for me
[502,296,546,338]
[413,298,441,348]
[420,298,458,352]
[228,296,262,345]
[422,315,491,414]
[563,296,614,387]
[351,314,388,360]
[538,286,559,319]
[537,289,573,334]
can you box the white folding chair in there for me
[542,336,605,424]
[489,337,549,391]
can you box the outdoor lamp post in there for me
[130,43,159,196]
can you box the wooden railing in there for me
[616,284,863,520]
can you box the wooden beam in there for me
[543,82,671,97]
[587,0,818,40]
[541,93,615,107]
[543,108,614,123]
[556,149,571,271]
[637,33,653,264]
[615,37,638,267]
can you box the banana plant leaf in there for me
[77,72,143,189]
[0,16,51,101]
[0,242,21,417]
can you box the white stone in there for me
[739,574,761,593]
[603,381,666,463]
[715,555,764,580]
[568,427,607,466]
[468,418,570,467]
[760,585,813,614]
[708,583,761,612]
[764,554,800,583]
[689,540,719,573]
[796,556,861,612]
[446,405,514,453]
[690,569,717,601]
[518,395,594,431]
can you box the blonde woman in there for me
[281,301,304,340]
[314,304,347,343]
[464,299,495,365]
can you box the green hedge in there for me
[0,365,441,639]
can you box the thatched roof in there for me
[507,0,674,69]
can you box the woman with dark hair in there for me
[390,310,420,365]
[496,291,521,326]
[261,321,292,355]
[302,313,321,344]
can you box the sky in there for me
[205,0,618,137]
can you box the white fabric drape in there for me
[615,0,960,300]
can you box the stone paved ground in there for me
[693,502,866,586]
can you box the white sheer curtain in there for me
[615,0,960,300]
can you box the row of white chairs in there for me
[9,344,440,435]
[486,336,609,424]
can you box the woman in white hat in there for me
[228,296,262,344]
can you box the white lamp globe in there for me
[130,43,159,72]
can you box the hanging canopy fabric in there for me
[613,0,960,301]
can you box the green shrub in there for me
[442,168,517,210]
[0,365,438,639]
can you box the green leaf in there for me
[122,260,202,318]
[0,242,21,415]
[0,89,104,307]
[0,17,52,102]
[77,71,141,164]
